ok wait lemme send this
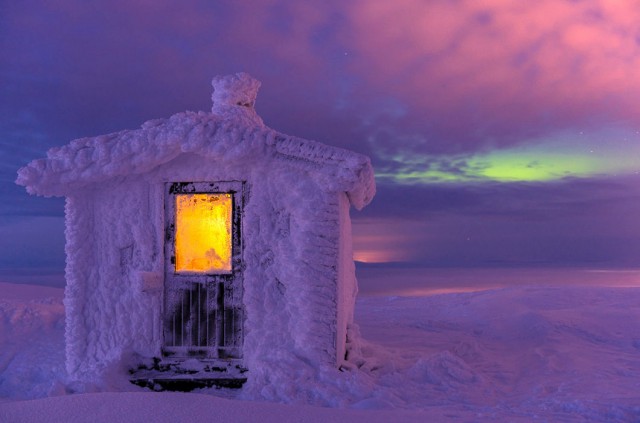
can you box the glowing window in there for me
[175,193,232,273]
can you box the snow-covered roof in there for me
[17,73,375,210]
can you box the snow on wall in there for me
[61,152,353,391]
[152,154,347,381]
[18,74,375,400]
[64,182,162,379]
[62,195,89,378]
[337,192,358,364]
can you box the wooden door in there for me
[163,181,244,360]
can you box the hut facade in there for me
[17,73,375,387]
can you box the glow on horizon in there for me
[352,219,425,264]
[353,246,414,264]
[353,251,398,263]
[377,130,640,184]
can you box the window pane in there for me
[175,193,232,273]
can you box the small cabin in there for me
[17,73,375,389]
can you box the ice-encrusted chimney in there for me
[211,73,263,126]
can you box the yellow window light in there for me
[175,193,232,273]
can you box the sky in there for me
[2,0,640,285]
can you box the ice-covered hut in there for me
[16,73,375,388]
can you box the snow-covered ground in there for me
[2,271,640,422]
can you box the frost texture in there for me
[15,74,376,402]
[211,72,263,126]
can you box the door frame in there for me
[162,181,244,361]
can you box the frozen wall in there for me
[63,152,352,386]
[155,154,345,372]
[64,180,163,379]
[337,192,358,365]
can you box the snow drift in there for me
[2,280,640,422]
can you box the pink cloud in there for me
[343,0,640,146]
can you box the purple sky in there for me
[2,1,640,282]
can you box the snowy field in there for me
[2,269,640,422]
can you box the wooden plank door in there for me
[163,181,244,360]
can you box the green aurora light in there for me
[377,133,640,184]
